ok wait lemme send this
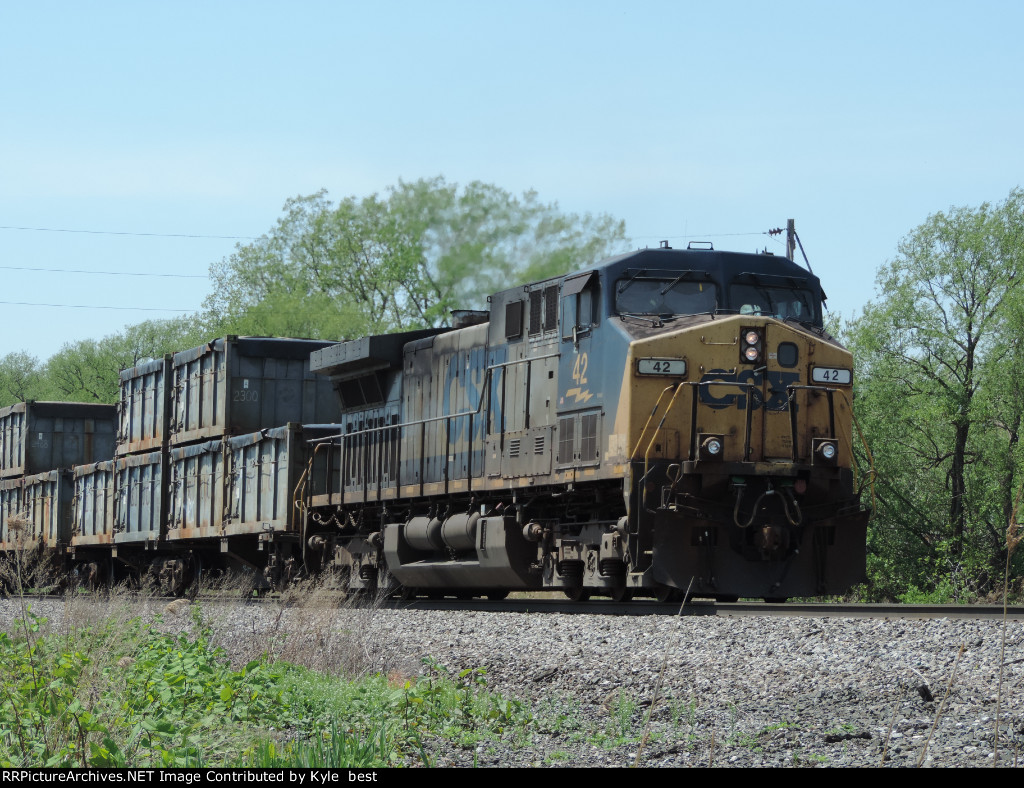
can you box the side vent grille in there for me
[558,417,574,463]
[581,413,599,461]
[529,291,543,336]
[544,285,559,331]
[534,435,545,455]
[505,300,523,339]
[508,438,521,458]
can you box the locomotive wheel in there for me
[609,585,633,603]
[655,584,681,603]
[398,586,418,600]
[486,590,510,601]
[564,586,590,602]
[763,597,789,603]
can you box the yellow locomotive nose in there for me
[620,309,864,598]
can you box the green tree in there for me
[45,317,207,403]
[204,177,626,340]
[0,352,51,407]
[847,189,1024,598]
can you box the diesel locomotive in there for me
[304,242,869,602]
[0,242,868,602]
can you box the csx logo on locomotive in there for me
[698,369,800,411]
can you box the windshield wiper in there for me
[658,270,696,295]
[616,268,648,294]
[618,312,662,327]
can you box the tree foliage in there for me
[0,318,207,406]
[0,352,50,407]
[203,177,627,340]
[847,189,1024,598]
[1,179,624,407]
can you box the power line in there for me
[0,265,208,279]
[0,300,193,312]
[0,224,257,240]
[630,231,771,240]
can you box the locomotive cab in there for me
[595,246,867,600]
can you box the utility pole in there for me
[786,219,796,262]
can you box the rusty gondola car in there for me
[304,243,869,602]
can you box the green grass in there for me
[0,603,533,768]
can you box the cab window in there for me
[729,284,820,324]
[561,280,599,340]
[615,277,717,316]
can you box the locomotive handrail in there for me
[306,353,558,448]
[486,351,560,370]
[640,383,686,510]
[305,368,495,443]
[307,351,561,502]
[686,379,758,463]
[785,384,839,461]
[304,366,497,502]
[630,384,677,460]
[634,378,757,511]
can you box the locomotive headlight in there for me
[741,328,762,364]
[813,438,839,465]
[699,433,726,461]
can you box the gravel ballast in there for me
[4,598,1023,768]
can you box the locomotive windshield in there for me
[615,276,718,317]
[729,283,820,325]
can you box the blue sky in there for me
[1,0,1022,360]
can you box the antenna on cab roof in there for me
[767,219,814,274]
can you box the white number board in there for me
[811,367,852,384]
[637,358,687,376]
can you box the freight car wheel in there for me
[184,554,202,600]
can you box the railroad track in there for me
[9,588,1024,620]
[388,597,1024,619]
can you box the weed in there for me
[245,722,393,768]
[395,657,531,745]
[762,719,797,734]
[728,731,761,751]
[535,695,586,737]
[667,696,698,742]
[0,606,300,766]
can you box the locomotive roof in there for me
[489,245,822,304]
[580,245,820,288]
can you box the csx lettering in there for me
[699,370,799,411]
